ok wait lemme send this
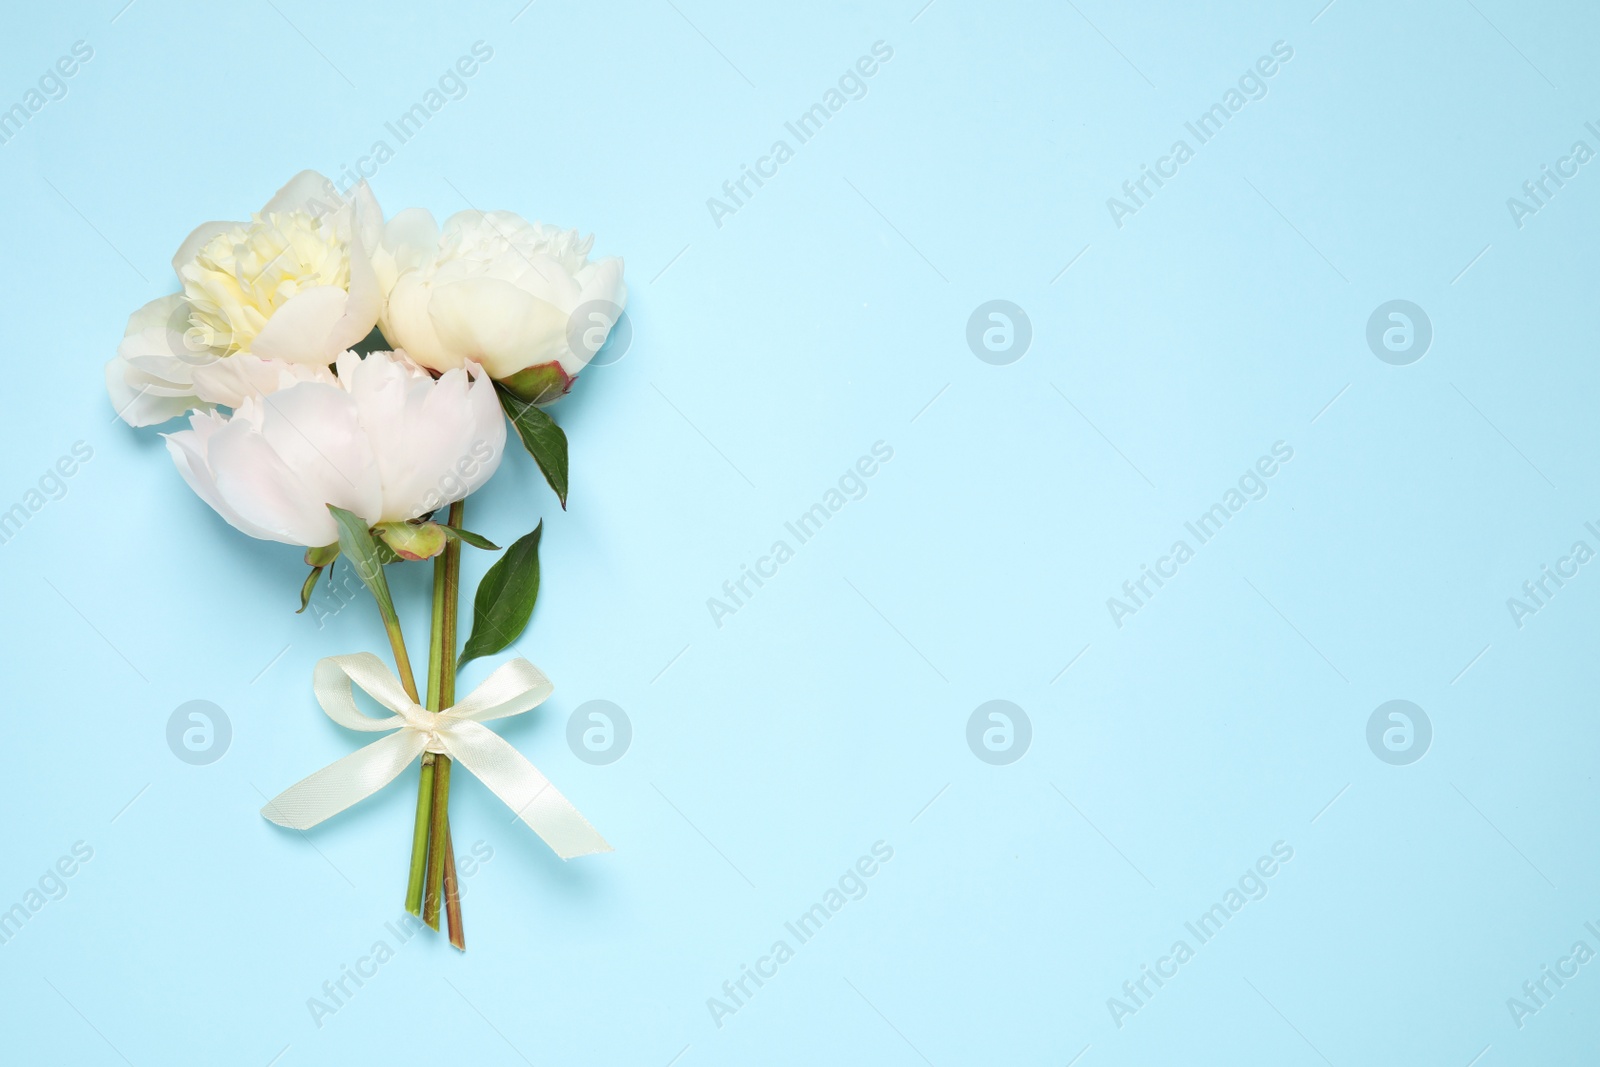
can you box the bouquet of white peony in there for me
[108,171,628,949]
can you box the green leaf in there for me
[497,384,569,509]
[297,565,325,614]
[327,505,398,621]
[438,524,501,551]
[459,522,542,667]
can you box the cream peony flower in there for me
[164,350,505,547]
[106,171,382,426]
[374,209,626,403]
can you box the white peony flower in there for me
[107,171,383,426]
[374,209,626,403]
[164,350,505,548]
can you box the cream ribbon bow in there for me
[261,652,611,859]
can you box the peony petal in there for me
[208,417,342,546]
[108,328,207,425]
[344,350,413,485]
[248,286,350,366]
[384,367,479,521]
[260,170,344,219]
[322,350,507,522]
[118,327,202,385]
[191,354,336,408]
[254,384,383,526]
[106,357,200,426]
[383,273,457,372]
[164,415,279,540]
[381,208,440,271]
[330,205,383,354]
[172,221,236,276]
[372,207,440,300]
[124,292,187,336]
[426,276,567,381]
[576,255,628,313]
[345,352,455,520]
[506,251,584,310]
[458,367,507,496]
[561,256,629,375]
[348,180,385,258]
[201,385,380,547]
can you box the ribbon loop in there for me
[262,655,611,860]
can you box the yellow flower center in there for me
[179,210,350,354]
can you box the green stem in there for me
[372,573,429,917]
[378,602,421,706]
[440,499,466,949]
[404,523,456,917]
[440,500,464,705]
[442,817,465,950]
[415,501,467,935]
[404,755,434,916]
[423,754,451,929]
[426,529,450,711]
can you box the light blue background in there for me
[2,0,1598,1063]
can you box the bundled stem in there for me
[423,755,451,928]
[438,500,466,947]
[410,500,467,948]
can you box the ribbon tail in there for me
[261,731,428,830]
[442,722,613,859]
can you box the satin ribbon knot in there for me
[260,652,611,859]
[395,702,446,752]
